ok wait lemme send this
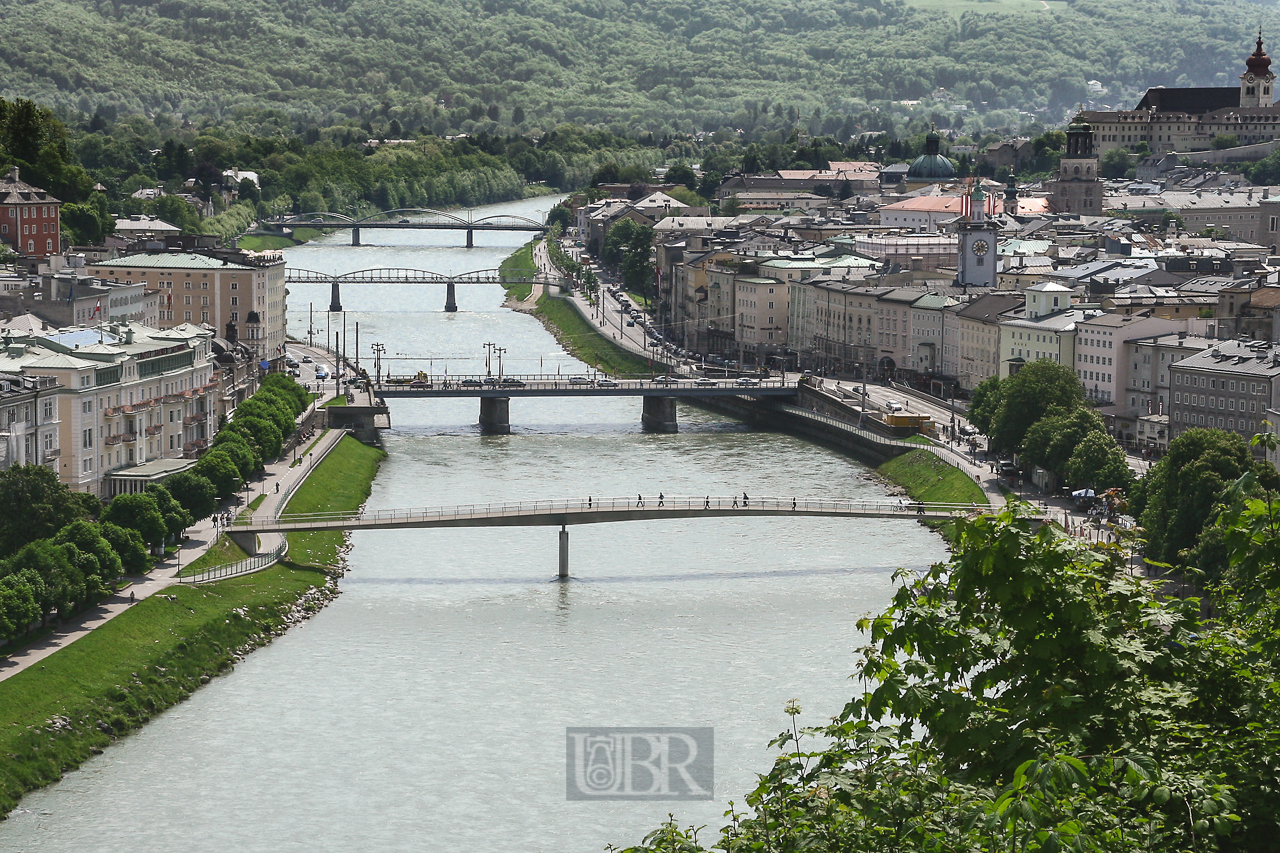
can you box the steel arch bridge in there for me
[286,267,565,312]
[264,208,546,246]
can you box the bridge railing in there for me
[374,374,794,388]
[177,539,289,584]
[231,495,1037,529]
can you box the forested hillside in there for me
[2,0,1279,137]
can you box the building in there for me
[948,293,1023,391]
[86,251,288,364]
[956,184,999,288]
[1049,113,1101,214]
[998,283,1085,378]
[0,372,61,471]
[0,167,61,259]
[1083,34,1280,156]
[903,128,957,189]
[1168,338,1280,450]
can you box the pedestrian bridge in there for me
[230,496,1005,578]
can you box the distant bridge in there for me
[229,495,999,578]
[285,267,564,312]
[263,208,546,247]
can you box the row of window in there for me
[1176,373,1264,393]
[6,206,54,218]
[1175,392,1258,413]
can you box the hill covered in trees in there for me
[3,0,1280,138]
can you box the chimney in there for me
[7,166,16,182]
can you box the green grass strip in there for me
[499,239,538,301]
[533,292,665,377]
[0,565,330,816]
[177,536,250,577]
[283,435,386,570]
[878,449,987,505]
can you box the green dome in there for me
[907,153,957,180]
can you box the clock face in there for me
[1248,73,1257,83]
[972,239,989,256]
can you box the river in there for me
[0,196,948,852]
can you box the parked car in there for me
[626,319,636,326]
[288,368,301,377]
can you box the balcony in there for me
[162,394,185,404]
[183,412,208,426]
[43,447,60,461]
[104,434,124,446]
[123,432,139,444]
[145,425,163,436]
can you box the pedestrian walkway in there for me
[0,343,345,683]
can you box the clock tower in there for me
[957,183,998,288]
[1241,30,1275,108]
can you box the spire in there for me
[1247,29,1272,77]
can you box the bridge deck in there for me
[373,377,796,398]
[233,495,1013,534]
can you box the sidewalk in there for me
[0,344,344,683]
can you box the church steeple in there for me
[1241,30,1275,107]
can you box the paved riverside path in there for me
[0,345,344,684]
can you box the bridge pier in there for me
[227,530,259,556]
[641,396,678,433]
[558,525,569,579]
[445,279,457,312]
[352,227,361,246]
[479,397,511,434]
[466,228,474,249]
[329,279,343,313]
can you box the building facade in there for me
[0,167,61,259]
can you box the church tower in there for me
[1241,31,1275,107]
[957,183,999,289]
[1050,111,1099,214]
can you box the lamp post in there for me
[483,342,495,377]
[495,346,506,379]
[372,342,386,386]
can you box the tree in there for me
[211,430,260,478]
[546,204,572,230]
[232,415,283,459]
[988,361,1085,454]
[1063,431,1133,492]
[1099,147,1132,179]
[193,449,243,499]
[53,520,123,590]
[0,464,83,558]
[1140,428,1260,573]
[100,522,150,575]
[162,471,218,521]
[1019,406,1105,477]
[0,570,42,643]
[5,540,83,619]
[665,162,697,192]
[101,493,168,550]
[966,375,1003,436]
[145,483,193,541]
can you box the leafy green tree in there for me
[1140,428,1261,572]
[100,522,150,575]
[966,375,1003,436]
[193,449,243,499]
[665,162,697,191]
[153,194,201,232]
[145,483,193,541]
[1099,147,1132,179]
[1064,431,1134,492]
[232,415,283,459]
[0,464,84,558]
[546,204,572,230]
[1019,406,1105,477]
[989,360,1085,454]
[101,493,168,550]
[162,471,218,521]
[1213,134,1239,150]
[235,396,294,438]
[5,540,83,619]
[0,570,42,643]
[211,430,260,478]
[53,520,123,589]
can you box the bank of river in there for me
[0,435,385,818]
[0,198,950,853]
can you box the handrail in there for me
[178,539,288,584]
[229,495,1038,531]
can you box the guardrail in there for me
[178,539,288,584]
[230,495,1030,530]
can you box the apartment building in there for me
[1169,338,1280,450]
[947,293,1023,392]
[0,167,61,259]
[0,372,61,471]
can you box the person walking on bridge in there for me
[637,494,645,508]
[742,492,749,508]
[658,492,665,507]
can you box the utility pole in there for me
[495,346,506,378]
[372,342,385,386]
[483,342,495,376]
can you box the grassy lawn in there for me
[284,435,386,570]
[904,434,934,445]
[0,565,328,816]
[534,293,665,377]
[499,239,539,301]
[878,449,987,505]
[177,535,250,577]
[238,234,296,251]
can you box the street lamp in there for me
[483,342,495,376]
[372,342,386,386]
[495,346,506,378]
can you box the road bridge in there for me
[263,208,546,248]
[365,375,797,433]
[230,495,1004,579]
[286,267,564,313]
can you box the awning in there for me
[1072,488,1095,498]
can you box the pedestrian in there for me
[792,497,797,510]
[588,496,593,508]
[275,482,280,494]
[637,494,645,508]
[129,591,135,604]
[742,492,749,508]
[704,496,710,509]
[658,492,665,507]
[732,495,738,508]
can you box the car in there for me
[568,376,594,385]
[885,400,905,413]
[409,379,432,388]
[460,378,483,387]
[315,368,329,379]
[288,368,301,377]
[302,355,314,364]
[695,377,717,387]
[652,374,681,384]
[735,377,760,387]
[398,218,411,224]
[626,319,635,327]
[596,378,619,388]
[482,377,499,385]
[958,424,977,436]
[498,378,526,388]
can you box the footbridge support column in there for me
[329,279,342,313]
[227,530,259,557]
[466,228,474,248]
[444,279,458,313]
[641,395,678,433]
[479,396,511,434]
[352,227,361,247]
[558,525,569,579]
